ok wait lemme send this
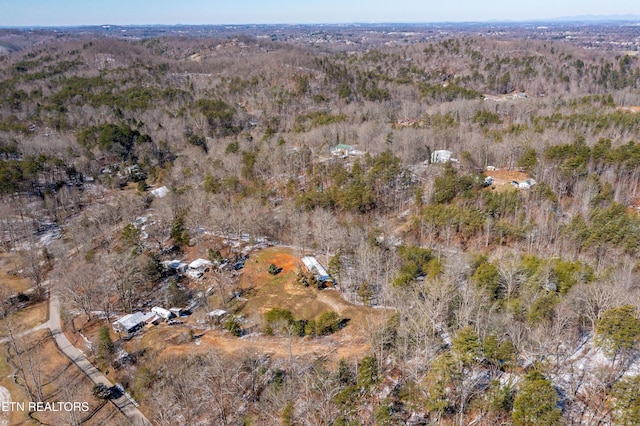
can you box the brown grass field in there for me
[0,300,48,335]
[0,253,34,295]
[0,330,124,426]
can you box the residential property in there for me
[301,256,333,283]
[161,259,188,274]
[431,150,457,164]
[330,144,353,157]
[330,144,364,157]
[394,118,418,128]
[517,179,537,189]
[152,306,174,320]
[186,258,213,278]
[112,312,157,334]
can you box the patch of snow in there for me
[79,332,93,351]
[132,216,148,226]
[150,186,169,198]
[39,229,61,246]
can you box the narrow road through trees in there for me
[1,289,152,426]
[46,293,152,426]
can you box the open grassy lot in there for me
[0,253,33,295]
[236,246,389,360]
[239,247,328,319]
[0,300,48,335]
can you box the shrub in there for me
[92,383,112,399]
[317,311,341,335]
[225,316,242,337]
[296,269,317,287]
[187,134,207,152]
[268,263,282,275]
[96,326,114,368]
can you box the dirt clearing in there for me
[485,169,531,191]
[128,245,389,365]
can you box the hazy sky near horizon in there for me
[1,0,639,27]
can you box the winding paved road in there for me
[1,290,152,425]
[47,293,152,426]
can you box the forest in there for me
[1,23,640,425]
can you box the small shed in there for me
[145,314,161,326]
[150,186,169,198]
[169,307,184,317]
[207,309,228,325]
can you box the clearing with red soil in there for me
[126,246,388,365]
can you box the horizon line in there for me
[2,16,640,30]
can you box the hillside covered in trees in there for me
[2,23,640,425]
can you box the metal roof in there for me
[301,256,329,277]
[113,312,155,332]
[188,258,213,270]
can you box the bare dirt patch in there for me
[239,247,323,318]
[618,106,640,113]
[233,246,387,361]
[139,323,375,366]
[265,251,300,274]
[485,169,530,191]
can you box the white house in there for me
[161,259,188,274]
[518,179,537,189]
[301,256,333,283]
[152,306,174,320]
[186,258,213,278]
[431,150,453,164]
[112,312,156,334]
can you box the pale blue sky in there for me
[0,0,638,27]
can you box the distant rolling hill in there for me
[550,14,640,23]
